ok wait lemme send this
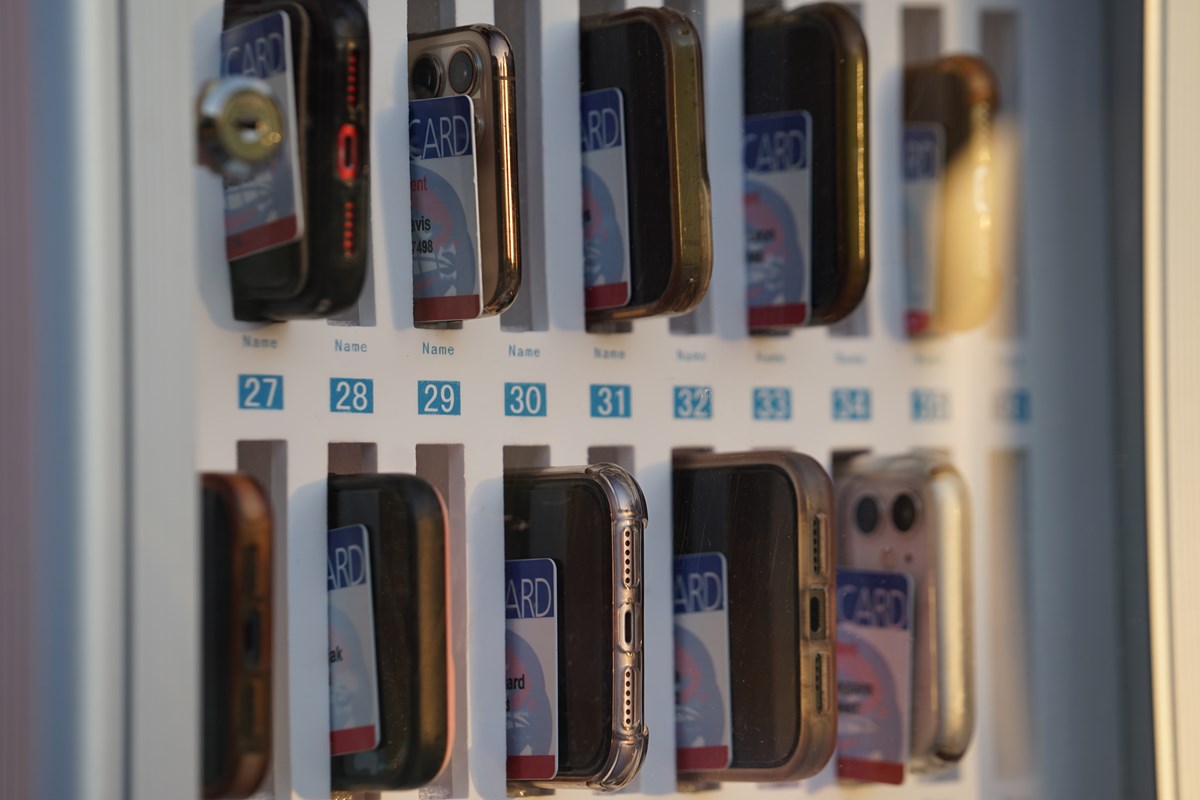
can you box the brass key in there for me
[196,76,284,180]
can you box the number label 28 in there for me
[330,378,374,413]
[418,380,461,415]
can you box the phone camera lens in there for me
[854,496,879,534]
[892,493,918,532]
[411,55,442,99]
[448,49,477,94]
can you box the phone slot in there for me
[327,442,378,475]
[588,445,635,473]
[982,9,1024,340]
[417,444,469,798]
[580,0,626,15]
[409,0,455,35]
[831,447,871,481]
[497,0,550,333]
[502,444,551,471]
[903,7,943,64]
[234,439,286,797]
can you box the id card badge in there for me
[328,524,382,756]
[505,558,559,780]
[410,95,484,323]
[744,110,813,330]
[580,88,632,310]
[903,123,945,336]
[836,569,915,785]
[673,553,733,771]
[220,11,305,259]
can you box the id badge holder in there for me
[673,553,733,781]
[903,123,945,336]
[505,558,560,782]
[581,88,633,311]
[744,111,814,333]
[835,569,915,785]
[410,95,486,325]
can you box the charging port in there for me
[808,591,826,640]
[336,123,358,182]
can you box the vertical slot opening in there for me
[503,444,552,472]
[587,445,635,473]
[498,0,550,332]
[409,0,455,34]
[814,653,826,713]
[235,439,287,796]
[807,591,825,639]
[831,447,871,481]
[982,10,1024,340]
[327,442,378,475]
[903,7,943,64]
[989,449,1036,780]
[417,444,469,798]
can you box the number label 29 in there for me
[330,378,374,413]
[418,380,461,415]
[239,374,284,410]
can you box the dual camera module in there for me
[412,49,478,99]
[854,492,919,534]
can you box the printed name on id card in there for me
[674,552,733,771]
[505,558,559,780]
[836,569,915,785]
[220,11,306,259]
[744,110,813,330]
[410,94,484,323]
[581,88,632,311]
[328,524,381,756]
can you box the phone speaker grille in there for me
[621,528,634,588]
[621,666,636,730]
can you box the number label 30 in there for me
[505,382,547,417]
[418,380,461,415]
[330,378,374,413]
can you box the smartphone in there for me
[201,473,272,799]
[672,450,836,782]
[409,25,522,323]
[580,8,712,328]
[835,451,975,773]
[327,473,452,791]
[744,3,870,331]
[222,0,370,321]
[903,55,1000,336]
[503,464,648,791]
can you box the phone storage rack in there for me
[81,0,1126,797]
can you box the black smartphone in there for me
[201,473,272,799]
[744,3,869,331]
[672,451,836,783]
[327,473,451,791]
[222,0,370,321]
[503,464,648,791]
[580,8,712,328]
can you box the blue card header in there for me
[222,12,289,80]
[744,111,809,174]
[904,126,941,180]
[581,88,624,152]
[837,569,913,631]
[674,552,726,614]
[506,558,557,619]
[328,525,370,592]
[410,95,475,161]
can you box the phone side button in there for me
[617,602,640,653]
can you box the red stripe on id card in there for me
[837,756,905,785]
[585,281,630,310]
[507,755,558,780]
[331,724,377,756]
[749,303,808,329]
[415,294,483,323]
[226,216,300,260]
[677,745,730,771]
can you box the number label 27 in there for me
[239,374,284,410]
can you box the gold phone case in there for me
[582,8,713,327]
[905,55,1001,335]
[673,450,837,783]
[409,25,522,317]
[836,451,975,773]
[506,463,648,794]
